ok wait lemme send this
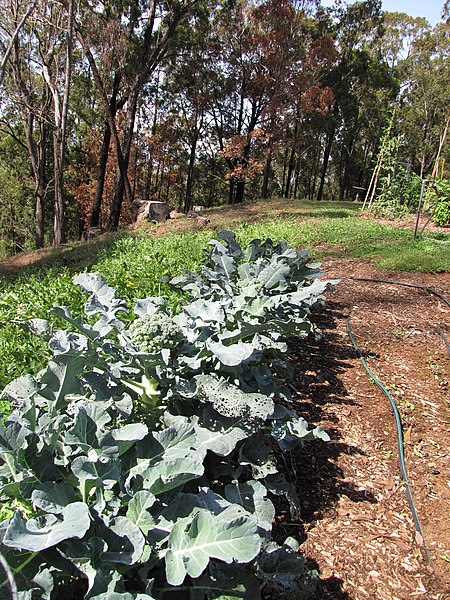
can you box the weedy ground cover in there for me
[0,232,332,598]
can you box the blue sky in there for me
[321,0,446,26]
[381,0,445,25]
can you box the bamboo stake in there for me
[362,155,379,210]
[363,110,396,212]
[366,155,382,211]
[431,115,450,180]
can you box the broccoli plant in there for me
[0,232,336,599]
[128,313,184,354]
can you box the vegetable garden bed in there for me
[0,202,449,599]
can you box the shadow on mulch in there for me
[278,301,373,599]
[314,575,353,599]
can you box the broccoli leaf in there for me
[3,502,90,551]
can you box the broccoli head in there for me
[128,312,184,353]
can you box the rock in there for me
[132,200,170,223]
[81,227,103,241]
[195,216,210,226]
[186,210,210,226]
[170,210,184,219]
[148,201,170,222]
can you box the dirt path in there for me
[289,260,450,599]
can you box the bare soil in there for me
[287,260,450,599]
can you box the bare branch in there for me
[0,0,38,86]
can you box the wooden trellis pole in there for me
[431,115,449,181]
[363,110,396,212]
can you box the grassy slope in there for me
[0,198,449,391]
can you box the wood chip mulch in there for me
[284,259,450,600]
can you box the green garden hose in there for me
[352,277,450,308]
[346,316,432,564]
[345,277,450,564]
[352,277,450,356]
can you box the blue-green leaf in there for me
[102,516,145,565]
[126,490,156,535]
[3,502,90,551]
[225,481,275,531]
[184,299,225,323]
[71,456,121,485]
[195,375,274,420]
[165,506,261,585]
[134,297,165,317]
[257,537,318,598]
[38,355,85,410]
[2,375,39,405]
[74,272,128,323]
[206,339,257,367]
[31,482,75,514]
[257,262,290,291]
[50,305,98,340]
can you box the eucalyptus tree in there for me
[278,30,337,200]
[205,0,332,204]
[0,0,37,86]
[42,0,75,245]
[0,0,72,247]
[1,0,45,248]
[0,127,35,255]
[397,19,450,177]
[74,0,202,231]
[379,11,430,70]
[151,2,215,213]
[316,0,398,201]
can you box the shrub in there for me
[431,179,450,227]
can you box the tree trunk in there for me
[91,73,121,228]
[35,120,47,248]
[284,146,296,198]
[293,159,301,199]
[24,114,47,249]
[317,126,335,201]
[281,148,289,197]
[91,122,111,228]
[340,134,356,200]
[261,153,272,199]
[234,179,245,204]
[51,0,74,245]
[109,171,125,230]
[184,132,198,213]
[0,1,37,86]
[108,90,139,230]
[284,115,299,199]
[228,178,235,204]
[261,135,274,199]
[76,33,133,225]
[53,131,66,245]
[19,73,49,248]
[157,156,166,201]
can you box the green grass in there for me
[0,232,211,393]
[1,198,449,392]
